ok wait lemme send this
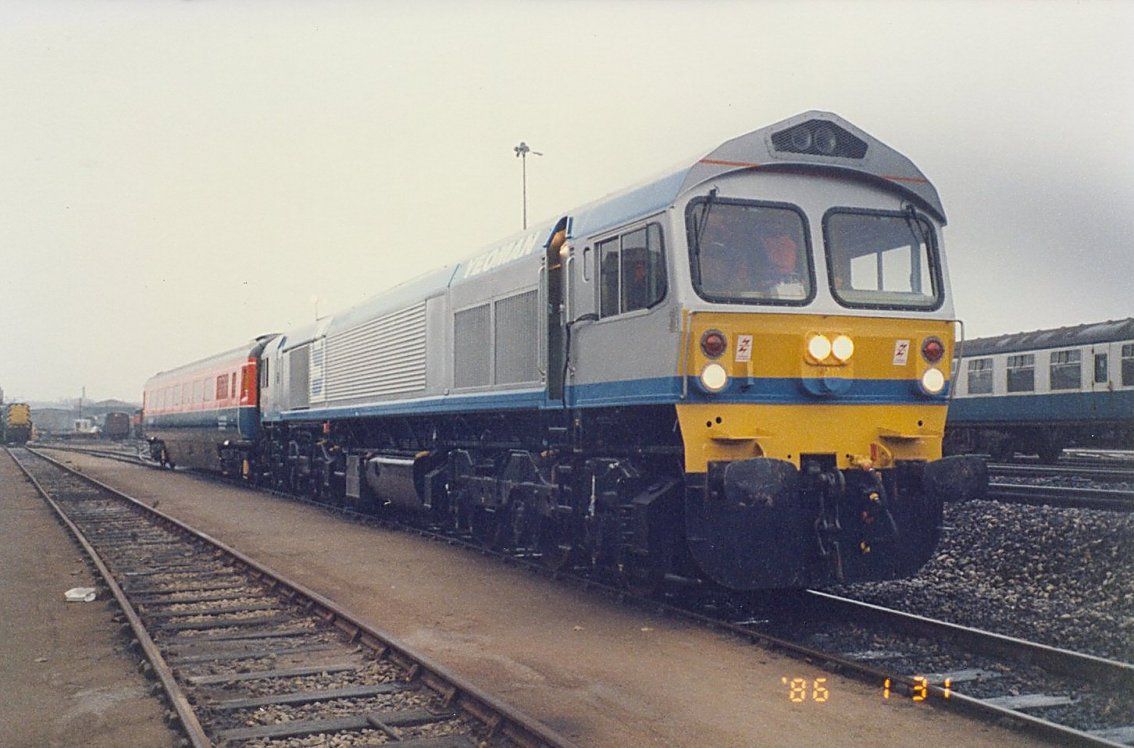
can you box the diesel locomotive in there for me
[144,111,985,591]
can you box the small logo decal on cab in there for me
[893,339,910,366]
[735,334,753,362]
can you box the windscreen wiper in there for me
[902,202,931,246]
[691,187,718,257]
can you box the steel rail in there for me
[806,591,1134,689]
[5,447,212,748]
[44,444,1129,746]
[19,446,572,748]
[986,482,1134,511]
[987,463,1134,482]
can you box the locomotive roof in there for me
[442,111,943,291]
[292,112,946,339]
[566,109,945,241]
[959,318,1134,358]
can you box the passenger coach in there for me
[143,337,274,470]
[146,112,985,591]
[947,319,1134,461]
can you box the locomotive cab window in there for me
[687,199,812,305]
[824,209,942,309]
[598,223,666,318]
[1123,344,1134,386]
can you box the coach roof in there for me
[960,318,1134,358]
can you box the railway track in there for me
[781,592,1134,746]
[6,446,568,748]
[988,463,1134,483]
[985,482,1134,511]
[35,443,1134,745]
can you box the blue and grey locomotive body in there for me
[148,111,985,590]
[947,319,1134,461]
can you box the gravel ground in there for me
[836,498,1134,661]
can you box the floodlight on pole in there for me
[513,141,542,229]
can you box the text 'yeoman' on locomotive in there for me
[142,111,987,592]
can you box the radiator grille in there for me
[324,302,427,402]
[494,290,538,384]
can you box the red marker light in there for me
[701,330,727,359]
[921,337,945,363]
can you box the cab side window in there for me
[598,223,666,318]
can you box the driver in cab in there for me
[698,207,805,299]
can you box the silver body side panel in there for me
[323,301,428,403]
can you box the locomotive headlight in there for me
[920,367,946,395]
[789,127,813,151]
[699,363,729,393]
[831,334,855,362]
[814,126,838,155]
[807,334,832,362]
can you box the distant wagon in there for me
[102,411,132,440]
[73,418,100,439]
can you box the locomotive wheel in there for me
[989,437,1015,462]
[619,555,665,597]
[536,515,574,572]
[450,490,473,534]
[470,506,508,550]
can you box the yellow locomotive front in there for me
[669,116,986,589]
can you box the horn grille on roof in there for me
[771,119,868,159]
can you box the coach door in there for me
[1091,345,1111,393]
[544,225,568,402]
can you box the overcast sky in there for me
[2,0,1131,403]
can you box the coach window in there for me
[216,375,227,400]
[824,209,942,310]
[967,358,993,394]
[1006,354,1034,393]
[599,223,666,318]
[1050,349,1081,390]
[1123,344,1134,386]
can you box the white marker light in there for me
[807,334,833,362]
[832,335,855,362]
[700,363,729,393]
[921,368,946,394]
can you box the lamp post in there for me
[513,141,542,230]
